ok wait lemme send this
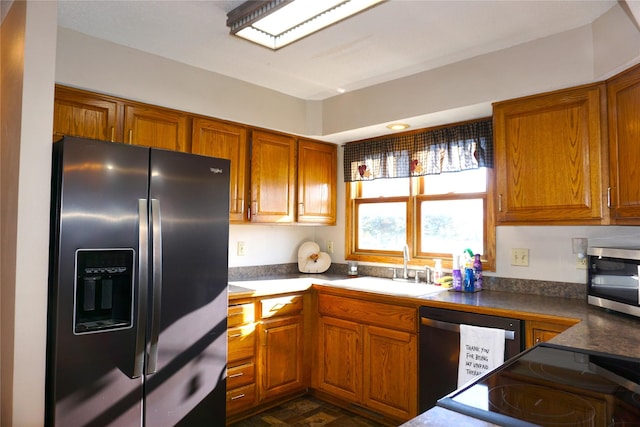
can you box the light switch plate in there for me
[327,241,334,254]
[237,241,247,256]
[511,248,529,266]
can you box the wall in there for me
[55,27,314,138]
[0,1,57,426]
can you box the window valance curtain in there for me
[343,119,493,182]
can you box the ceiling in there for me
[57,0,618,103]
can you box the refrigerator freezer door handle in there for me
[147,198,163,374]
[133,199,149,378]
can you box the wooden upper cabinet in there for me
[493,83,608,224]
[124,104,190,152]
[191,118,249,223]
[250,130,296,223]
[297,139,337,225]
[607,64,640,224]
[53,86,337,225]
[53,86,121,142]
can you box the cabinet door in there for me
[250,130,296,223]
[258,315,304,401]
[124,104,189,152]
[297,139,337,224]
[494,84,607,224]
[607,64,640,223]
[192,118,249,222]
[53,86,121,142]
[317,316,362,402]
[525,320,573,349]
[363,325,418,421]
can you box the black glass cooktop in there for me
[437,343,640,427]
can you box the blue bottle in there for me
[464,267,475,292]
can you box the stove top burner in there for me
[438,344,640,427]
[488,384,596,426]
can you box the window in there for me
[344,119,495,270]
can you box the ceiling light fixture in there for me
[386,123,410,131]
[226,0,385,50]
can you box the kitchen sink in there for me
[329,276,447,297]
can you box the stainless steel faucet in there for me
[403,244,410,279]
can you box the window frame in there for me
[345,169,496,271]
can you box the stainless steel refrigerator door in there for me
[47,137,150,427]
[144,149,229,426]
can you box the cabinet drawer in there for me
[227,361,255,389]
[228,303,255,327]
[228,325,256,362]
[260,294,303,319]
[318,293,416,332]
[226,383,256,414]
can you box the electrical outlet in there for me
[511,248,529,266]
[576,256,588,270]
[237,241,247,256]
[327,241,334,254]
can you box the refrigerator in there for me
[46,136,230,426]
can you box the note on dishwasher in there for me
[457,324,505,388]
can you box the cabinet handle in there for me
[251,201,257,218]
[128,129,133,144]
[229,333,242,338]
[607,187,612,208]
[230,393,245,401]
[110,127,115,142]
[498,194,502,212]
[228,372,244,378]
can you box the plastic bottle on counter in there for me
[434,259,442,283]
[452,255,463,291]
[464,267,475,292]
[473,254,483,291]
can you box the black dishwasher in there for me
[419,306,523,412]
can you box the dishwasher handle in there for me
[421,317,515,341]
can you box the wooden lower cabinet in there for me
[525,320,576,348]
[317,316,362,402]
[227,293,307,423]
[258,314,305,401]
[226,301,257,417]
[363,325,418,420]
[226,383,256,415]
[315,292,418,423]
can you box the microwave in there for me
[587,246,640,318]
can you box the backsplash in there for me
[228,263,587,299]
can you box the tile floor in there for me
[228,396,388,427]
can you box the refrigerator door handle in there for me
[147,198,163,374]
[133,199,149,378]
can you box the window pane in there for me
[421,199,483,255]
[423,168,486,195]
[360,178,410,197]
[357,202,406,251]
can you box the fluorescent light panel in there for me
[228,0,385,50]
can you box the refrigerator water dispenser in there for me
[74,249,135,334]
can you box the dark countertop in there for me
[228,275,640,427]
